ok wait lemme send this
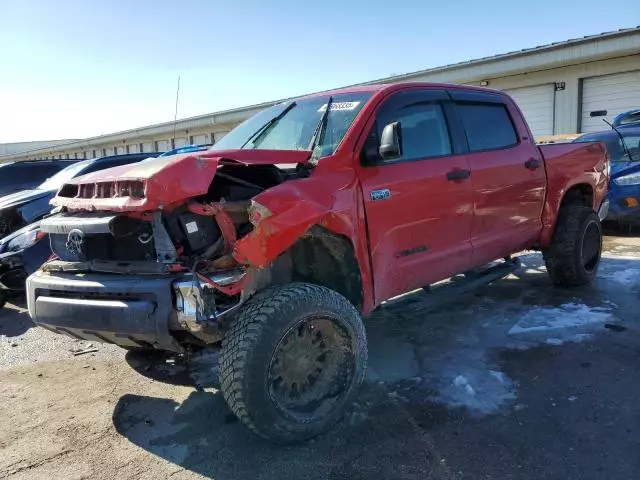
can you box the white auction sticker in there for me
[318,101,360,112]
[185,221,199,234]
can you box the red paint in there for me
[538,141,608,246]
[49,83,607,316]
[355,153,474,304]
[466,98,547,267]
[51,150,311,212]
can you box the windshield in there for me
[575,131,640,162]
[210,92,372,159]
[38,159,94,191]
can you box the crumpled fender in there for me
[233,173,349,267]
[232,170,375,313]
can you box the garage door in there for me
[191,134,207,145]
[503,85,555,137]
[116,146,126,155]
[580,71,640,133]
[174,138,187,148]
[155,140,169,152]
[214,131,229,143]
[141,142,153,153]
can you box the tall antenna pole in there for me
[172,75,181,144]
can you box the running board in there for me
[379,257,521,316]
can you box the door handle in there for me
[446,169,471,181]
[525,158,541,170]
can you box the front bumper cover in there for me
[27,270,183,352]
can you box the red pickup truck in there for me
[28,83,608,443]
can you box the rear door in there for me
[357,89,474,304]
[449,90,546,267]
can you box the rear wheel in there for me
[219,283,367,443]
[543,204,603,287]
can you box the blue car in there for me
[157,144,212,157]
[574,110,640,224]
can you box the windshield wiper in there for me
[241,101,296,149]
[307,96,333,161]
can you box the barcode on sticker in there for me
[317,101,360,112]
[185,221,198,234]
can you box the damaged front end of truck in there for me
[27,148,365,352]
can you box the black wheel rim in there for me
[581,221,601,272]
[267,316,355,419]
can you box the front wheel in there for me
[219,283,367,443]
[543,204,603,287]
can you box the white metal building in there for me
[2,26,639,163]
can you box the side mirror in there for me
[379,122,402,160]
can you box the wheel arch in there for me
[285,226,364,310]
[540,181,597,247]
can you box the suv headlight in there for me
[3,227,46,253]
[615,172,640,186]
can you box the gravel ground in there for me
[1,235,639,479]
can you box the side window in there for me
[34,164,63,180]
[456,103,518,152]
[379,102,452,162]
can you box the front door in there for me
[357,89,474,304]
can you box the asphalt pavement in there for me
[1,234,639,479]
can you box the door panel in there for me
[357,90,474,304]
[456,101,546,266]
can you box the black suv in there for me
[0,159,77,197]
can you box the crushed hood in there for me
[51,149,311,212]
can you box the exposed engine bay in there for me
[38,162,306,346]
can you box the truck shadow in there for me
[124,348,221,390]
[113,252,640,479]
[112,384,451,480]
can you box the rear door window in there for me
[456,103,518,152]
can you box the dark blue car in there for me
[0,159,77,197]
[574,110,640,224]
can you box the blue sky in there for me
[0,0,635,142]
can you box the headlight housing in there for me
[615,172,640,186]
[2,227,46,253]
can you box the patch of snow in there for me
[437,369,516,415]
[601,268,640,286]
[453,375,476,397]
[509,303,612,335]
[489,370,508,384]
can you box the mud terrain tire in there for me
[543,204,602,287]
[219,283,367,443]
